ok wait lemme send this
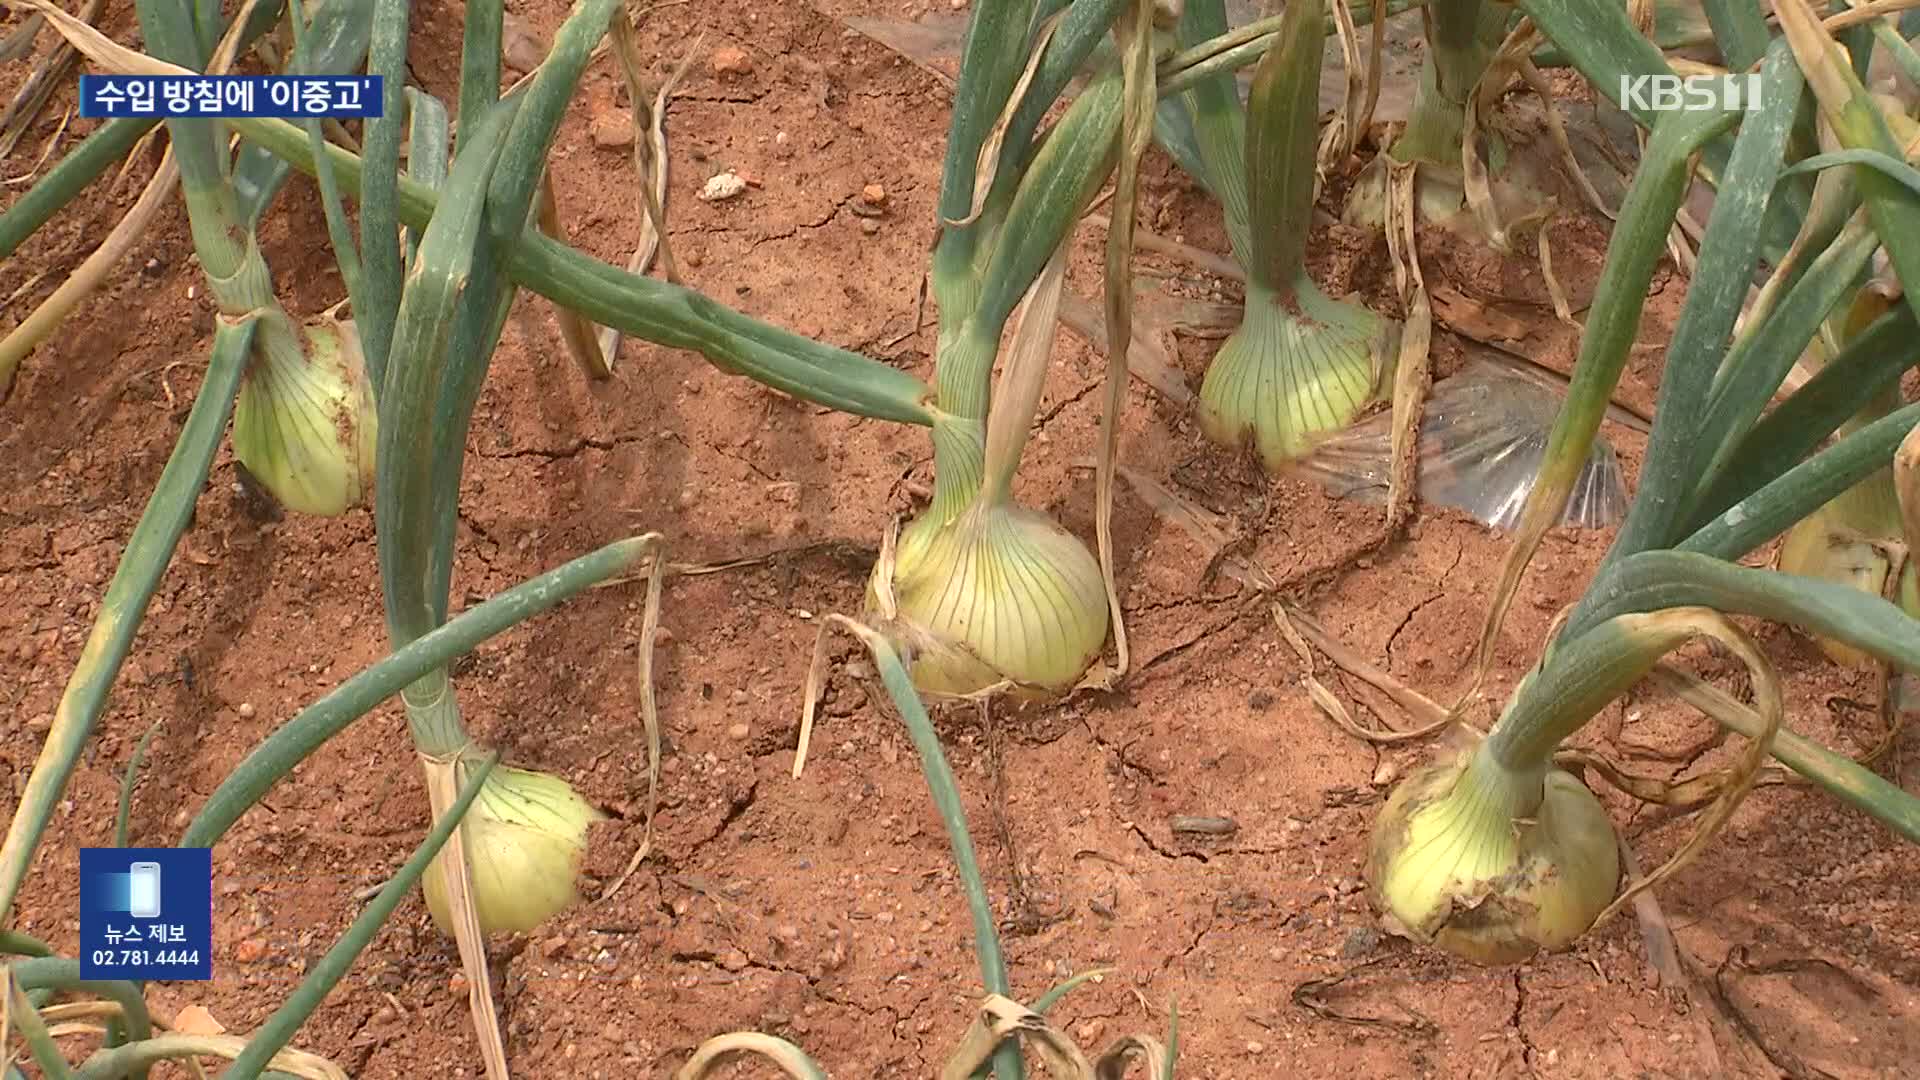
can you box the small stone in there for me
[653,626,675,646]
[698,171,748,202]
[949,0,967,8]
[591,114,634,150]
[237,703,256,719]
[1075,1019,1105,1044]
[448,972,470,997]
[1246,1040,1266,1055]
[730,689,750,705]
[234,937,267,963]
[1340,926,1381,958]
[710,46,753,76]
[861,183,887,206]
[27,714,51,734]
[859,218,880,236]
[727,722,751,740]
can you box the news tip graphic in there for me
[79,847,212,981]
[78,75,384,120]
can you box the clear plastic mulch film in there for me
[1292,354,1630,531]
[840,1,1426,117]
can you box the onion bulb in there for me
[1775,288,1918,670]
[1199,280,1388,469]
[1366,745,1621,964]
[872,501,1108,698]
[230,313,376,516]
[422,764,604,937]
[1777,476,1920,670]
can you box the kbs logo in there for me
[1618,73,1765,113]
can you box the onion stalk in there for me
[1181,0,1392,468]
[1389,0,1510,169]
[1341,0,1516,233]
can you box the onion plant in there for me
[1162,0,1395,470]
[1367,2,1920,965]
[858,0,1144,699]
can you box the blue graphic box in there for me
[79,848,212,981]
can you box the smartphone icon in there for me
[128,862,162,919]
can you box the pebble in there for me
[1371,757,1400,787]
[237,702,256,719]
[727,722,751,740]
[859,218,880,236]
[861,183,887,206]
[698,172,749,202]
[234,937,267,963]
[590,114,634,150]
[448,972,470,997]
[710,46,753,76]
[27,714,51,734]
[1246,1040,1266,1055]
[1075,1019,1105,1044]
[1340,926,1381,958]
